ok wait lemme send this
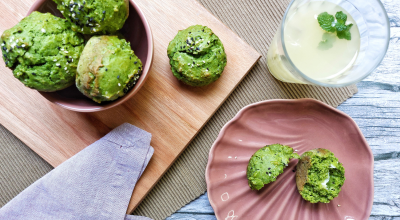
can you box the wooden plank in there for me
[0,0,261,214]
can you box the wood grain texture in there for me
[0,0,260,214]
[169,0,400,219]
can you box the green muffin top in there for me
[76,35,142,103]
[52,0,129,34]
[167,25,227,86]
[1,11,85,92]
[247,144,300,190]
[296,148,345,203]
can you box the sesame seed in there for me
[188,63,190,66]
[56,63,60,66]
[53,59,57,62]
[61,11,64,13]
[206,68,209,71]
[16,40,19,43]
[338,205,341,207]
[1,43,4,46]
[71,59,73,62]
[118,83,121,86]
[64,67,67,70]
[64,51,68,53]
[22,44,26,48]
[41,28,46,33]
[61,48,64,51]
[203,61,205,63]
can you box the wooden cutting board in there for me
[0,0,260,213]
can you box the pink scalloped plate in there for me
[206,99,373,220]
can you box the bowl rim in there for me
[205,98,374,219]
[28,0,154,112]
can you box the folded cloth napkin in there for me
[0,123,154,220]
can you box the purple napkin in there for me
[0,123,154,220]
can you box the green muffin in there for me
[1,11,85,92]
[52,0,129,35]
[167,25,227,86]
[76,35,142,103]
[296,148,345,203]
[247,144,300,190]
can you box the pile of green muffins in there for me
[1,0,228,104]
[247,144,346,203]
[1,0,142,103]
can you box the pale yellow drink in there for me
[267,1,361,83]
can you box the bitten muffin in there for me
[1,11,85,92]
[76,35,142,103]
[167,25,227,86]
[296,148,345,203]
[52,0,129,34]
[247,144,300,190]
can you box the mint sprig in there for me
[317,11,353,40]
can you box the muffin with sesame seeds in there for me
[247,144,300,190]
[76,35,142,103]
[296,148,345,203]
[1,11,85,92]
[52,0,129,35]
[167,25,227,87]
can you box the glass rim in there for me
[280,0,391,87]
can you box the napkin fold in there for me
[0,123,154,220]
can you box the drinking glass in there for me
[267,0,390,87]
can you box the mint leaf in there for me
[337,23,353,40]
[318,11,353,41]
[335,11,347,23]
[318,33,336,50]
[317,12,336,33]
[335,21,347,32]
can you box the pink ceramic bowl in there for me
[206,98,374,220]
[28,0,153,112]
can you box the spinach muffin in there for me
[296,148,345,203]
[1,11,85,92]
[167,25,227,86]
[247,144,300,190]
[76,35,142,103]
[52,0,129,35]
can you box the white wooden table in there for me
[168,0,400,218]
